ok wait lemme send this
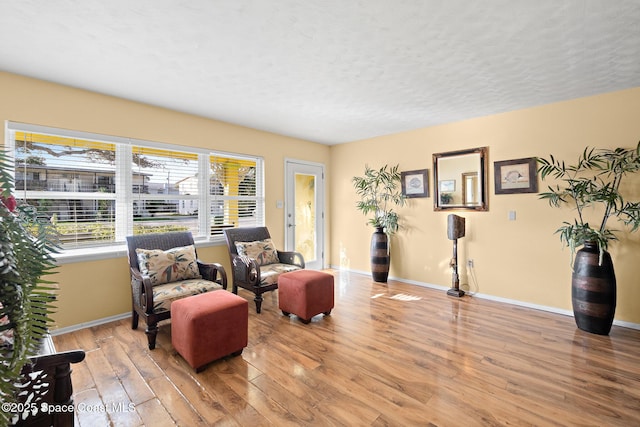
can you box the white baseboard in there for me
[50,312,131,336]
[330,266,640,331]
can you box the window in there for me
[209,155,261,237]
[5,122,264,252]
[131,146,200,236]
[13,132,118,247]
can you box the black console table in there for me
[10,335,85,427]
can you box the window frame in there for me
[4,121,265,264]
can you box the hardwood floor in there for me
[53,270,640,426]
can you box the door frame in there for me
[284,158,325,270]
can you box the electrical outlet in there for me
[467,259,474,268]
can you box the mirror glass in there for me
[433,147,488,211]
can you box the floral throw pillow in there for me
[136,244,201,286]
[235,238,279,266]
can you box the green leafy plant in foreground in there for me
[0,150,59,427]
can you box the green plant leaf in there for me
[0,150,59,424]
[538,140,640,263]
[352,164,406,234]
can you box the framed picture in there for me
[401,169,429,198]
[494,157,538,194]
[439,179,455,192]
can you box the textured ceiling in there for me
[1,1,639,145]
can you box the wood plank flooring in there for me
[53,270,640,426]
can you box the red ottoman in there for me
[171,290,248,372]
[278,270,334,324]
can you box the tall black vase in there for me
[571,241,617,335]
[370,227,390,282]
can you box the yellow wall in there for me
[331,87,640,324]
[0,71,331,329]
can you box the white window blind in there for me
[12,131,118,247]
[209,155,264,236]
[5,121,264,250]
[131,146,200,236]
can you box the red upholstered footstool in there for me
[278,270,334,324]
[171,290,248,372]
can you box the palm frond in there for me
[537,141,640,262]
[352,164,405,234]
[0,150,59,425]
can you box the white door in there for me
[285,160,325,270]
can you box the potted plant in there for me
[0,150,58,426]
[352,164,406,282]
[537,141,640,335]
[440,193,453,204]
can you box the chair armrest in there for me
[17,349,86,426]
[197,260,228,290]
[278,251,305,269]
[130,267,155,314]
[231,254,261,285]
[28,349,86,366]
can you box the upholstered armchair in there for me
[223,227,304,313]
[126,231,227,350]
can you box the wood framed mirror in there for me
[433,147,489,211]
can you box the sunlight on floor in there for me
[370,292,422,301]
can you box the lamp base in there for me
[447,288,465,297]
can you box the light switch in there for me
[276,200,284,209]
[508,210,516,221]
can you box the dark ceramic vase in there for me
[571,241,617,335]
[370,227,390,282]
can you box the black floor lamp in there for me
[447,214,465,297]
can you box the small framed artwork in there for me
[401,169,429,198]
[439,179,455,192]
[494,157,538,194]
